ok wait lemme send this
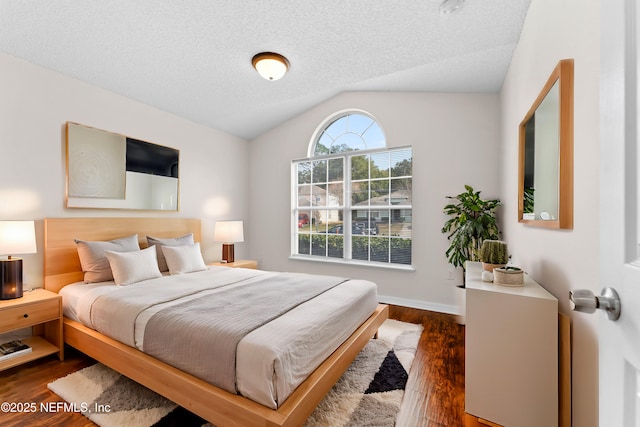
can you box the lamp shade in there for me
[214,221,244,243]
[252,52,289,81]
[0,221,37,256]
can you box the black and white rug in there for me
[48,319,423,427]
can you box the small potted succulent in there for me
[479,240,509,272]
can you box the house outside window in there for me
[292,110,412,267]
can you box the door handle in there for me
[569,287,621,321]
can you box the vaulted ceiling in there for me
[0,0,531,140]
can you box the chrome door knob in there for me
[569,287,621,321]
[569,289,597,313]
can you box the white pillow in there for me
[146,233,194,272]
[161,242,207,275]
[104,246,162,286]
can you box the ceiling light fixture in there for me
[440,0,465,14]
[252,52,290,81]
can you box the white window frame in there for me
[291,110,413,269]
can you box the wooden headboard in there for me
[43,217,201,293]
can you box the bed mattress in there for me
[60,266,378,409]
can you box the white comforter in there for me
[60,266,379,409]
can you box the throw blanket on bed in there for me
[142,272,347,393]
[87,267,265,346]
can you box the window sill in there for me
[288,254,415,271]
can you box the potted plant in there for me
[479,240,508,272]
[442,185,502,275]
[442,185,501,324]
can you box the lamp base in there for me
[1,258,23,299]
[222,243,235,264]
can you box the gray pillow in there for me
[146,233,194,272]
[75,234,140,283]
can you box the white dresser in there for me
[464,261,558,427]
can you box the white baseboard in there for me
[377,295,459,315]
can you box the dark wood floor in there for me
[0,306,465,427]
[392,306,465,427]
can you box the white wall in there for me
[248,91,500,312]
[499,0,600,426]
[0,52,251,287]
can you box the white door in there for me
[600,0,640,425]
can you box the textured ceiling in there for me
[0,0,531,140]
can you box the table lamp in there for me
[214,221,244,263]
[0,221,37,299]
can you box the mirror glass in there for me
[66,122,180,210]
[518,59,573,229]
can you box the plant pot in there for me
[482,262,506,272]
[493,267,524,287]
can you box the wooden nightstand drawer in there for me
[0,298,60,331]
[0,289,64,370]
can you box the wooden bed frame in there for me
[43,217,389,427]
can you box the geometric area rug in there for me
[47,319,423,427]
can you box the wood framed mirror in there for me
[518,59,574,229]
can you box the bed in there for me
[43,217,389,427]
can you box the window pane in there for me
[363,123,385,149]
[347,114,374,135]
[297,210,312,230]
[390,238,412,265]
[327,183,343,207]
[377,210,391,236]
[311,210,328,233]
[328,158,343,182]
[352,181,369,205]
[351,155,369,180]
[371,152,390,178]
[316,133,333,155]
[352,235,369,260]
[327,235,343,258]
[390,179,411,206]
[312,160,327,183]
[327,209,342,228]
[391,149,412,177]
[298,185,311,207]
[390,208,411,237]
[298,234,310,255]
[298,162,312,184]
[370,236,390,262]
[310,234,326,257]
[370,179,389,203]
[391,178,411,193]
[312,184,326,207]
[326,116,348,139]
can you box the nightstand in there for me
[208,260,258,269]
[0,288,63,371]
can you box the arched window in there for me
[293,110,413,267]
[312,111,386,155]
